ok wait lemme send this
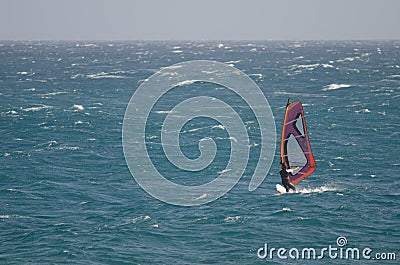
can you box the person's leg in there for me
[282,180,290,192]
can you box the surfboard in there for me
[276,184,298,194]
[276,184,287,194]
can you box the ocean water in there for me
[1,41,399,264]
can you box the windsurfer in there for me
[279,162,298,192]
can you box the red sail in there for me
[280,101,316,184]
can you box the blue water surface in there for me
[1,41,399,264]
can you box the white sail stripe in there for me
[283,133,309,141]
[284,119,297,125]
[284,116,308,126]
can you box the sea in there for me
[1,41,399,264]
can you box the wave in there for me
[212,125,225,130]
[224,216,242,222]
[249,73,263,79]
[187,127,202,133]
[195,217,208,222]
[289,63,334,72]
[273,91,328,98]
[4,110,19,116]
[176,80,199,86]
[218,168,231,175]
[224,60,242,65]
[87,72,125,79]
[229,136,237,142]
[355,108,371,113]
[194,193,208,200]
[155,110,174,114]
[322,84,352,91]
[36,91,66,98]
[276,185,340,195]
[120,215,154,227]
[71,70,134,79]
[387,74,400,79]
[273,207,292,214]
[0,214,32,219]
[22,104,53,112]
[34,140,59,148]
[17,71,28,75]
[336,57,357,62]
[297,185,340,194]
[82,43,97,47]
[32,140,80,152]
[131,215,151,224]
[71,104,84,111]
[57,146,80,151]
[74,120,90,125]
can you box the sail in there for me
[280,101,316,184]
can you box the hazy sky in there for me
[1,0,399,40]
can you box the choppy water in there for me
[1,41,399,264]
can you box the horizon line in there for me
[1,38,400,42]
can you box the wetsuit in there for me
[279,169,296,192]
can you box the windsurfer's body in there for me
[279,163,299,192]
[277,101,316,194]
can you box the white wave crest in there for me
[274,207,292,213]
[176,80,199,86]
[71,70,133,79]
[249,73,264,79]
[155,110,173,114]
[132,215,151,223]
[194,193,208,200]
[37,91,66,98]
[298,185,339,194]
[290,63,334,72]
[22,104,53,112]
[0,214,31,219]
[322,84,352,91]
[218,168,232,175]
[336,57,358,63]
[212,124,225,130]
[355,108,371,113]
[71,104,84,111]
[224,216,241,222]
